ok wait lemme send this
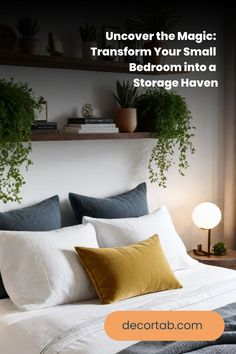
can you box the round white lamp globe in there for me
[192,202,222,230]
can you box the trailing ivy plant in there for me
[136,88,195,187]
[0,79,42,203]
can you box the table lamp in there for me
[192,202,222,257]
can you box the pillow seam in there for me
[26,234,53,294]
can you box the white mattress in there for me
[0,263,236,354]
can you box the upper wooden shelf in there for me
[31,132,156,141]
[0,53,186,75]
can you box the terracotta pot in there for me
[143,40,165,65]
[115,108,137,133]
[82,41,97,60]
[19,36,41,55]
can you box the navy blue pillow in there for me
[0,195,61,231]
[69,182,149,224]
[0,195,61,299]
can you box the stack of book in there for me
[32,121,58,134]
[64,118,119,134]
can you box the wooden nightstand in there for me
[188,249,236,270]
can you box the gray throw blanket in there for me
[118,302,236,354]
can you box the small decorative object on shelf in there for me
[47,33,64,56]
[79,23,97,60]
[0,24,17,53]
[82,103,95,118]
[113,80,138,133]
[212,242,227,256]
[16,16,41,55]
[36,97,48,121]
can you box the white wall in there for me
[0,7,224,251]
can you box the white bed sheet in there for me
[0,263,236,354]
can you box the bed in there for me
[1,263,236,354]
[1,193,235,353]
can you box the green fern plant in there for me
[113,80,139,108]
[136,88,195,187]
[16,16,40,36]
[0,79,42,203]
[79,23,96,41]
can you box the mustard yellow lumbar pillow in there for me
[75,235,182,304]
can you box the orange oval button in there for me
[105,311,224,341]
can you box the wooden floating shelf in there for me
[0,53,187,75]
[31,132,156,141]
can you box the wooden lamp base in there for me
[193,229,212,257]
[193,243,212,257]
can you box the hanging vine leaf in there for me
[136,88,195,187]
[0,79,41,203]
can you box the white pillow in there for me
[0,224,98,310]
[83,206,198,271]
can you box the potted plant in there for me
[126,6,180,64]
[79,23,97,60]
[212,242,227,256]
[113,80,139,133]
[0,79,42,203]
[16,16,40,55]
[136,88,195,187]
